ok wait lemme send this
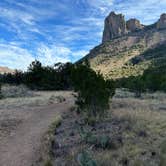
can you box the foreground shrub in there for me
[0,84,2,99]
[79,127,116,150]
[71,63,115,118]
[77,150,97,166]
[1,84,33,98]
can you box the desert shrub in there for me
[0,70,24,85]
[117,76,145,97]
[71,63,115,118]
[160,140,166,166]
[24,61,73,90]
[44,160,53,166]
[0,61,73,91]
[48,95,66,104]
[79,127,113,150]
[0,84,3,99]
[1,84,33,98]
[117,45,166,93]
[79,127,97,144]
[97,135,110,149]
[77,150,97,166]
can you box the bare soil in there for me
[0,91,74,166]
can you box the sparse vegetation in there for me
[1,84,33,98]
[71,63,115,119]
[0,61,73,90]
[49,90,166,165]
[40,115,62,166]
[116,60,166,94]
[0,83,2,99]
[0,44,165,166]
[77,150,97,166]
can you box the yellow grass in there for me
[95,90,166,165]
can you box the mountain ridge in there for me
[0,66,14,74]
[81,12,166,79]
[102,12,166,42]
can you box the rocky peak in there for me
[0,66,14,74]
[126,19,144,32]
[157,13,166,29]
[102,12,166,43]
[102,12,127,43]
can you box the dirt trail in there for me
[0,96,73,166]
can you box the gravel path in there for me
[0,94,73,166]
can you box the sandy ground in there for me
[0,91,74,166]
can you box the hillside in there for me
[82,12,166,79]
[0,66,14,74]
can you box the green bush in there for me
[0,84,2,99]
[78,127,97,144]
[78,127,112,150]
[44,160,53,166]
[77,150,97,166]
[71,63,115,118]
[117,44,166,93]
[0,61,73,91]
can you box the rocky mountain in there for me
[0,66,14,74]
[82,12,166,79]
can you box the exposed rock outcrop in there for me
[157,13,166,29]
[102,12,127,43]
[102,12,166,43]
[0,66,14,74]
[126,19,144,32]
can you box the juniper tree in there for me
[71,63,115,118]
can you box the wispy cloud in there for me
[0,42,34,70]
[37,44,71,65]
[0,0,165,69]
[0,40,88,70]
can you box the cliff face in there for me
[81,12,166,79]
[102,12,127,42]
[102,12,166,43]
[157,13,166,29]
[126,19,144,32]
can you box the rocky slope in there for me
[82,12,166,79]
[0,66,14,74]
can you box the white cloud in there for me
[0,41,90,70]
[36,44,71,66]
[0,7,35,25]
[112,0,166,24]
[88,0,114,13]
[0,43,34,70]
[36,44,90,65]
[0,0,165,70]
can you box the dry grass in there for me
[0,86,72,141]
[39,115,62,166]
[95,90,166,166]
[1,84,34,98]
[1,86,166,165]
[0,88,71,109]
[49,89,166,166]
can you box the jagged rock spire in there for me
[102,12,166,43]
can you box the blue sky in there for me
[0,0,165,70]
